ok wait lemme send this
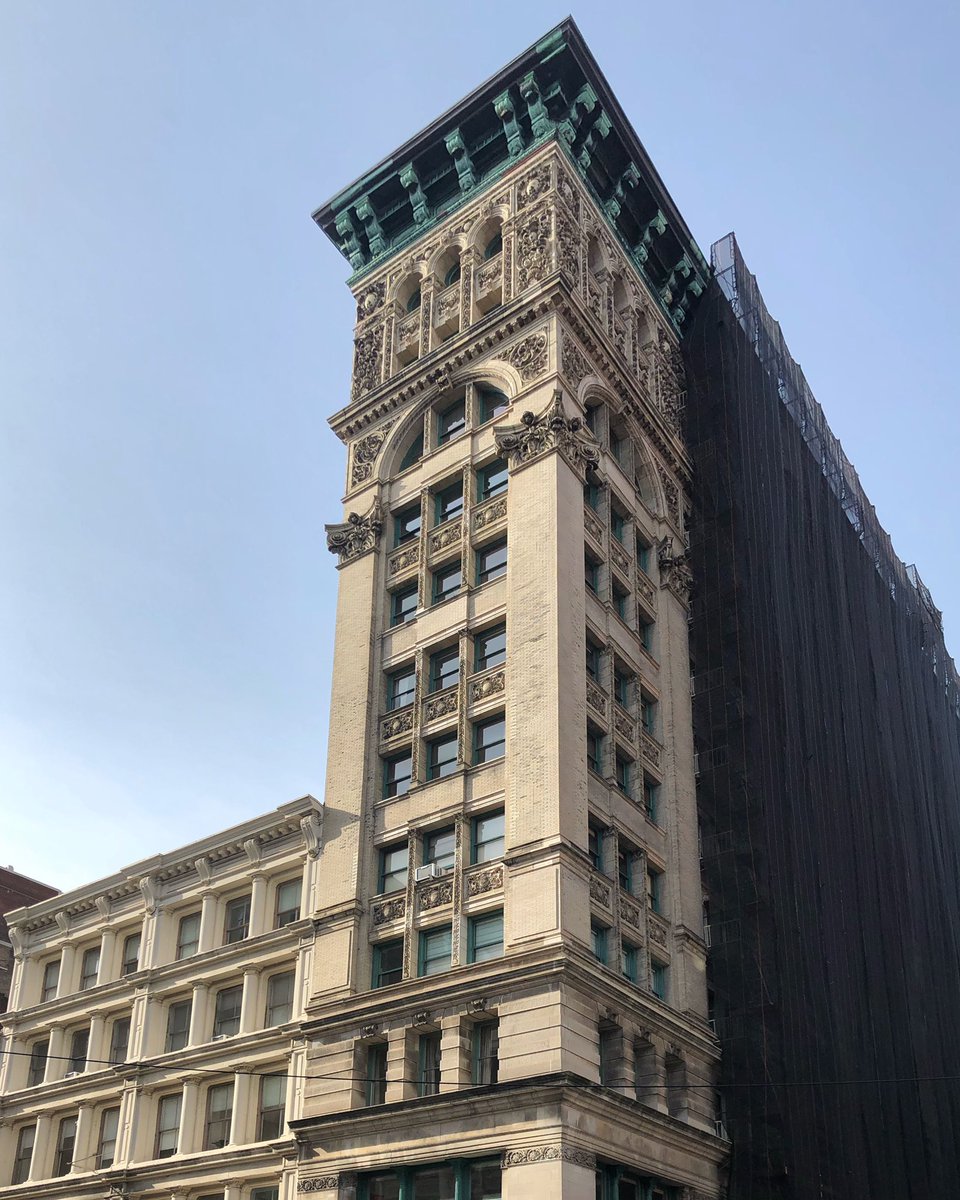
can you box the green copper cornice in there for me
[313,18,709,330]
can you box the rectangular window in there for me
[79,946,100,991]
[585,639,601,680]
[637,536,651,574]
[434,481,464,523]
[427,733,458,780]
[471,810,504,864]
[418,926,452,977]
[12,1125,35,1185]
[618,848,635,894]
[639,619,654,654]
[591,923,608,965]
[383,751,413,798]
[437,398,466,444]
[387,665,416,711]
[365,1042,388,1106]
[588,824,604,872]
[394,504,421,547]
[68,1028,88,1073]
[612,581,629,621]
[640,693,657,735]
[651,961,668,1000]
[614,667,631,708]
[372,939,404,989]
[474,624,506,671]
[611,509,626,543]
[41,958,60,1002]
[647,867,663,915]
[252,1190,281,1200]
[432,562,462,604]
[616,754,634,798]
[476,538,507,584]
[275,879,302,927]
[477,458,508,500]
[155,1092,181,1159]
[166,999,192,1051]
[587,726,603,775]
[97,1106,120,1169]
[27,1040,48,1087]
[429,646,460,692]
[424,826,456,871]
[644,777,660,824]
[390,583,418,626]
[584,552,600,594]
[418,1031,442,1096]
[478,386,509,423]
[204,1082,234,1150]
[265,971,295,1025]
[213,985,242,1038]
[472,1020,499,1085]
[121,932,141,976]
[378,843,409,894]
[54,1115,77,1176]
[621,942,638,983]
[257,1074,286,1141]
[468,911,504,963]
[109,1016,130,1065]
[584,481,601,511]
[610,431,624,464]
[599,1025,620,1086]
[176,912,201,960]
[223,895,251,944]
[473,714,505,764]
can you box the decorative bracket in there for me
[444,128,477,192]
[325,496,384,566]
[495,389,601,478]
[493,90,525,158]
[657,536,693,605]
[399,163,429,226]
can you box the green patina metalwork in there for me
[313,18,709,330]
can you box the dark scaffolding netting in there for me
[682,234,960,1200]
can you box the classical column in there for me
[58,943,77,997]
[86,1014,106,1072]
[98,928,116,985]
[228,1068,252,1146]
[27,1113,53,1182]
[139,907,160,970]
[70,1103,93,1173]
[0,1029,19,1092]
[240,968,261,1035]
[45,1025,66,1083]
[114,1080,141,1165]
[198,891,218,954]
[224,1183,242,1200]
[129,988,155,1059]
[188,983,209,1048]
[249,872,269,937]
[178,1079,200,1155]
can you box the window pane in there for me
[42,959,60,1000]
[424,827,456,870]
[384,752,413,798]
[419,927,452,976]
[470,911,504,963]
[435,482,464,523]
[275,879,302,926]
[266,972,294,1025]
[479,387,509,422]
[373,939,404,988]
[417,1032,442,1096]
[156,1093,182,1158]
[55,1116,77,1175]
[224,896,251,944]
[479,458,508,499]
[109,1017,130,1064]
[476,539,507,584]
[391,585,418,626]
[214,986,242,1037]
[472,810,505,864]
[399,428,424,472]
[470,1162,503,1199]
[592,924,608,964]
[258,1074,286,1140]
[475,624,506,671]
[177,912,201,960]
[97,1107,120,1168]
[387,667,416,710]
[429,647,460,692]
[379,844,409,893]
[368,1174,402,1200]
[472,1021,500,1085]
[28,1040,48,1086]
[427,735,458,780]
[412,1164,456,1199]
[80,946,100,990]
[12,1125,35,1185]
[437,399,466,444]
[432,563,462,604]
[366,1042,388,1106]
[167,999,192,1051]
[474,716,505,764]
[121,933,141,975]
[394,505,421,546]
[204,1082,234,1150]
[68,1028,88,1072]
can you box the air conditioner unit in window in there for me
[211,1033,230,1042]
[63,1070,79,1078]
[414,863,441,883]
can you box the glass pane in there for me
[476,625,506,670]
[412,1165,456,1199]
[471,1161,503,1198]
[368,1175,402,1200]
[428,736,458,779]
[425,827,456,869]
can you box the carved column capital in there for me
[325,496,384,566]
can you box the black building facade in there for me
[684,234,960,1199]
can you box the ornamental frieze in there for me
[355,280,385,323]
[648,916,668,948]
[641,731,662,770]
[380,710,413,742]
[497,330,548,383]
[388,544,420,576]
[372,897,406,926]
[586,680,607,715]
[515,207,551,291]
[495,389,601,478]
[621,900,641,929]
[560,332,592,394]
[429,521,462,554]
[610,542,631,576]
[473,496,507,531]
[636,568,656,608]
[469,670,505,703]
[584,509,604,545]
[614,711,636,744]
[589,876,611,906]
[468,865,503,896]
[297,1179,339,1194]
[516,163,552,210]
[325,497,384,565]
[502,1146,596,1169]
[350,419,395,486]
[351,323,383,400]
[424,692,457,723]
[555,208,582,289]
[419,880,453,911]
[655,462,682,528]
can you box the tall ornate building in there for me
[298,20,725,1200]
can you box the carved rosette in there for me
[469,670,505,704]
[355,281,385,323]
[560,333,592,394]
[516,163,551,209]
[502,1146,596,1169]
[589,875,612,906]
[495,390,601,478]
[380,710,413,743]
[497,330,548,383]
[468,865,503,896]
[388,544,420,577]
[621,900,641,929]
[424,692,457,723]
[351,323,383,399]
[325,497,384,565]
[350,420,394,487]
[586,680,607,716]
[657,536,693,605]
[473,495,507,532]
[297,1179,340,1194]
[515,207,551,291]
[372,897,406,926]
[429,520,462,555]
[641,731,662,769]
[418,880,453,911]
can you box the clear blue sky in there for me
[2,1,957,892]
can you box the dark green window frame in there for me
[390,585,418,627]
[471,810,504,864]
[372,939,403,989]
[383,752,412,799]
[641,693,657,734]
[387,666,416,711]
[483,231,502,259]
[426,733,458,780]
[423,825,456,870]
[378,843,409,894]
[621,943,638,983]
[467,910,504,963]
[418,925,452,977]
[405,286,422,313]
[611,509,626,543]
[584,481,602,511]
[614,668,631,708]
[365,1042,387,1106]
[473,714,505,764]
[478,386,509,423]
[644,777,660,824]
[476,538,507,585]
[585,553,600,594]
[647,866,663,915]
[394,504,421,547]
[618,847,635,894]
[591,922,608,965]
[586,639,601,679]
[437,398,466,445]
[398,427,424,472]
[651,960,668,1000]
[474,624,506,671]
[588,824,604,872]
[443,261,461,286]
[434,481,463,524]
[613,582,629,621]
[587,726,603,775]
[637,537,651,574]
[432,562,462,605]
[639,619,654,654]
[471,1020,499,1085]
[477,458,508,500]
[429,646,459,693]
[358,1158,502,1200]
[616,753,634,798]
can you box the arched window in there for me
[398,423,424,472]
[587,236,604,276]
[483,231,503,260]
[444,261,462,287]
[478,386,509,423]
[405,287,422,313]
